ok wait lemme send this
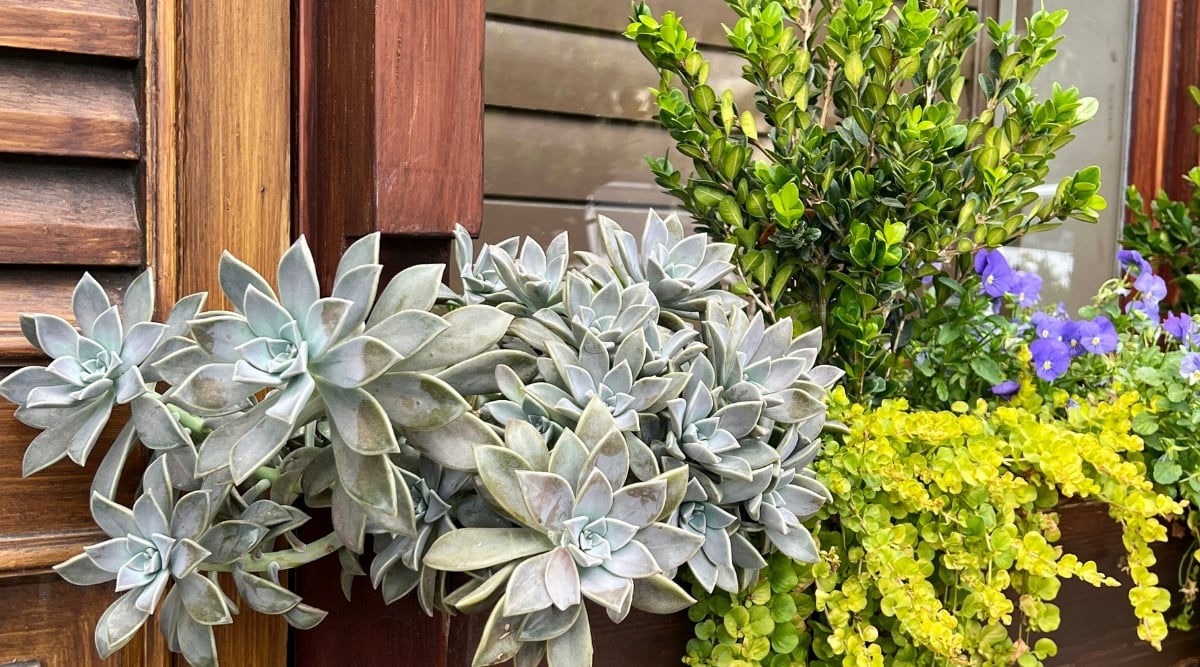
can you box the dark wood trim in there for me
[294,0,484,287]
[1128,0,1200,205]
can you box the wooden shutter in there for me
[0,0,143,364]
[0,1,292,665]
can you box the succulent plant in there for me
[425,400,703,666]
[580,211,742,320]
[2,214,841,667]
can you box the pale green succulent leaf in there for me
[25,394,115,474]
[331,263,382,328]
[170,491,214,542]
[519,603,582,642]
[516,471,574,534]
[320,384,398,455]
[312,336,400,389]
[472,594,524,667]
[302,297,355,358]
[218,251,274,314]
[396,305,513,371]
[71,272,112,338]
[406,412,500,471]
[178,573,233,625]
[503,420,550,471]
[366,309,449,358]
[437,351,537,396]
[474,445,538,526]
[631,572,696,614]
[367,371,469,431]
[55,551,118,586]
[176,614,218,667]
[369,263,444,327]
[332,438,398,515]
[91,423,137,501]
[233,568,303,614]
[277,237,321,321]
[334,233,381,285]
[546,600,593,667]
[199,520,267,564]
[283,602,329,630]
[503,549,556,615]
[94,589,150,659]
[444,562,517,614]
[424,527,553,572]
[228,412,296,483]
[90,306,123,353]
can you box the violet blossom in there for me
[991,380,1020,400]
[1164,312,1198,348]
[1031,312,1064,341]
[1007,271,1042,307]
[1030,338,1070,381]
[1077,316,1118,355]
[1181,352,1200,385]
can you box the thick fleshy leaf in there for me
[130,395,190,450]
[369,264,445,327]
[95,590,151,658]
[90,306,124,354]
[91,492,138,539]
[546,603,593,667]
[474,446,538,526]
[171,363,269,414]
[367,372,469,431]
[199,520,266,564]
[55,551,118,585]
[503,550,554,616]
[331,263,382,330]
[609,479,667,528]
[767,525,820,562]
[92,423,137,501]
[278,238,321,321]
[580,425,628,491]
[437,351,537,396]
[444,563,516,614]
[72,272,112,338]
[26,394,115,473]
[178,573,233,625]
[367,310,449,358]
[312,336,400,388]
[472,595,523,667]
[189,315,258,360]
[631,573,696,614]
[603,541,660,578]
[634,523,703,570]
[516,471,574,534]
[406,412,501,471]
[335,233,381,284]
[233,568,303,614]
[218,251,275,314]
[176,615,219,667]
[331,487,368,553]
[519,603,582,642]
[170,539,212,580]
[31,314,80,359]
[320,383,398,455]
[579,566,633,613]
[284,603,329,630]
[395,305,513,371]
[228,412,296,484]
[302,298,355,357]
[544,547,582,611]
[171,491,214,542]
[0,367,67,404]
[424,527,553,571]
[332,441,398,515]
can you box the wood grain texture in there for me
[0,0,140,59]
[0,56,138,159]
[177,0,290,312]
[296,0,484,286]
[0,161,140,266]
[0,574,149,666]
[0,270,129,363]
[485,19,753,123]
[486,0,733,46]
[485,109,674,205]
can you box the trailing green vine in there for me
[684,387,1183,666]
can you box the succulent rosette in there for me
[424,400,703,667]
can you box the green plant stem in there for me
[166,404,207,436]
[253,466,281,483]
[207,532,342,573]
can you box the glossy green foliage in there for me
[627,0,1103,400]
[684,389,1182,665]
[1124,86,1200,311]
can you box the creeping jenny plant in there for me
[0,210,840,667]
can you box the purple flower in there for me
[1031,312,1064,340]
[1077,316,1118,354]
[1030,338,1071,381]
[1181,352,1200,384]
[1133,271,1168,302]
[1006,271,1042,307]
[1118,249,1152,276]
[1059,321,1088,358]
[1128,298,1161,321]
[1165,312,1198,347]
[991,380,1020,399]
[977,250,1015,297]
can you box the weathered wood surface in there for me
[0,0,140,59]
